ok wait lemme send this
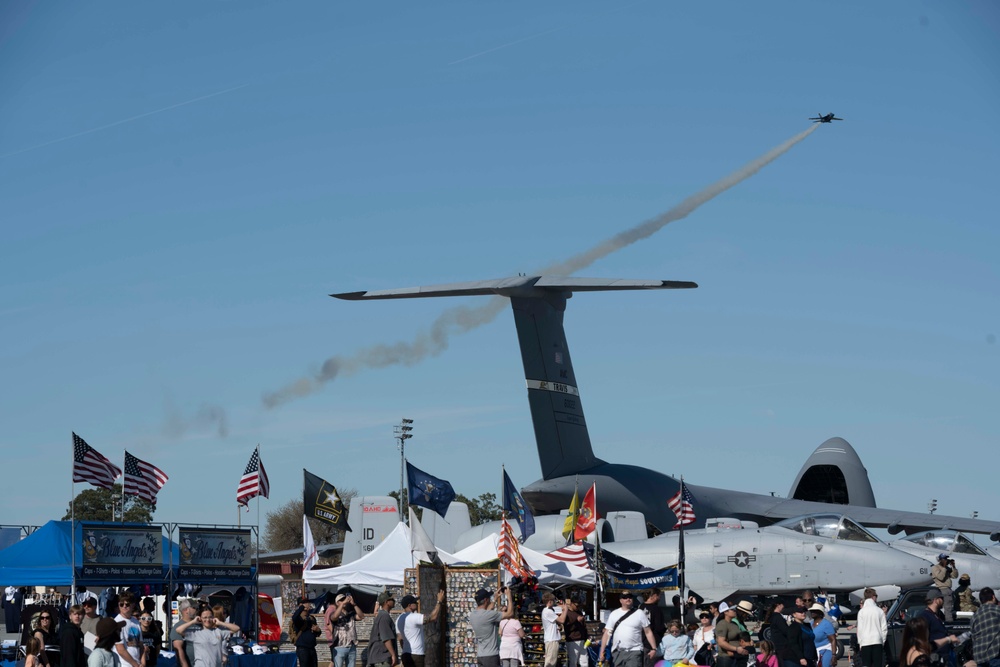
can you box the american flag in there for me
[236,447,269,507]
[498,517,532,580]
[546,543,590,569]
[668,482,696,528]
[72,433,121,490]
[123,451,169,504]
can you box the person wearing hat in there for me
[715,603,750,667]
[599,593,658,667]
[733,601,755,634]
[80,598,100,640]
[469,586,514,667]
[855,589,887,667]
[931,554,959,622]
[169,600,199,667]
[326,589,365,667]
[955,574,978,614]
[780,606,809,667]
[367,593,398,667]
[89,618,126,667]
[919,588,959,664]
[808,604,836,667]
[292,601,321,667]
[396,590,445,667]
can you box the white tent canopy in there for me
[303,522,593,588]
[304,522,415,586]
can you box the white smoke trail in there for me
[262,125,819,408]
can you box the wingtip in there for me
[331,291,368,300]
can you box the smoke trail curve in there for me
[262,124,818,408]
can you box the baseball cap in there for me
[474,588,493,604]
[793,606,808,614]
[718,602,730,613]
[925,589,943,601]
[938,553,949,560]
[400,595,418,608]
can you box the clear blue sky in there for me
[2,1,998,534]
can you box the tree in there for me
[261,489,357,562]
[63,484,155,523]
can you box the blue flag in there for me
[406,461,456,519]
[502,469,535,542]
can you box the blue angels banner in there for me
[78,523,163,581]
[406,461,455,519]
[503,469,535,542]
[177,528,252,580]
[582,541,677,591]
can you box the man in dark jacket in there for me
[59,605,86,667]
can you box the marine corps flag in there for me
[574,482,598,541]
[303,469,351,532]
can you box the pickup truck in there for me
[881,587,972,667]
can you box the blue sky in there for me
[2,1,998,534]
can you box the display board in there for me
[176,527,253,580]
[444,568,500,667]
[78,523,163,581]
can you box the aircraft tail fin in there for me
[333,276,697,480]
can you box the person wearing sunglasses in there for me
[139,613,162,667]
[33,610,60,667]
[114,592,147,667]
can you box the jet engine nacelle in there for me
[788,437,877,507]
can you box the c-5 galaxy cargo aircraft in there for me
[334,277,1000,540]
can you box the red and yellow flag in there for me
[574,483,598,541]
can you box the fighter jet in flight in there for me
[810,113,843,123]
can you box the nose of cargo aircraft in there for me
[879,546,934,587]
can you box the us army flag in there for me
[303,469,351,532]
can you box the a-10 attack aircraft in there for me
[889,530,1000,590]
[334,276,1000,541]
[458,512,932,601]
[810,113,843,123]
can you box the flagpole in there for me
[678,476,687,622]
[121,452,126,523]
[70,434,77,599]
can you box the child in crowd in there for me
[660,621,695,664]
[25,637,42,667]
[756,640,779,667]
[738,632,757,667]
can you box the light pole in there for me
[395,418,414,521]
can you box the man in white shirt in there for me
[856,588,887,667]
[599,595,657,667]
[114,592,145,667]
[396,591,445,667]
[541,592,562,667]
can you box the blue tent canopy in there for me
[0,521,253,587]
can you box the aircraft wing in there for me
[333,276,697,300]
[687,484,1000,540]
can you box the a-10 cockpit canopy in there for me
[902,530,988,556]
[776,514,881,543]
